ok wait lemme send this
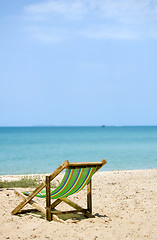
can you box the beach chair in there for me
[11,159,107,221]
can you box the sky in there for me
[0,0,157,126]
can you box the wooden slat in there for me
[68,162,102,167]
[101,159,107,167]
[14,190,46,215]
[87,180,92,213]
[51,199,62,209]
[95,159,107,172]
[60,197,82,211]
[49,160,69,181]
[11,160,69,215]
[68,159,107,169]
[46,176,51,221]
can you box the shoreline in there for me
[0,168,157,182]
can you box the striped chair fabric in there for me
[24,167,96,199]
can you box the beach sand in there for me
[0,169,157,240]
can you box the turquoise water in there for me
[0,126,157,175]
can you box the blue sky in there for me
[0,0,157,126]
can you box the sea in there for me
[0,126,157,175]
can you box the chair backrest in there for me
[49,159,107,199]
[22,159,107,199]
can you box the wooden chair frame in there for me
[11,159,107,222]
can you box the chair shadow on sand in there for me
[18,209,109,223]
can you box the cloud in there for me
[25,0,157,22]
[24,0,157,42]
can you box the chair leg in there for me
[14,190,61,221]
[11,182,45,215]
[87,180,92,213]
[46,176,52,221]
[14,190,46,215]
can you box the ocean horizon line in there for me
[0,125,157,128]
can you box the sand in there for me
[0,169,157,240]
